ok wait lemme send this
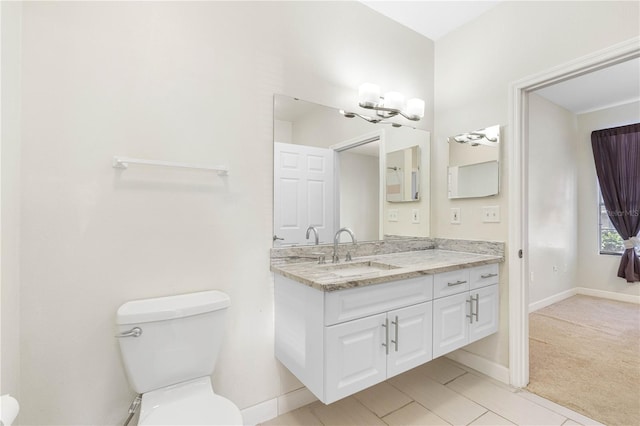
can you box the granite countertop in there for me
[271,249,503,292]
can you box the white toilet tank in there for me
[116,290,231,394]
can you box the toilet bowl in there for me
[138,377,242,425]
[0,394,19,426]
[116,290,242,425]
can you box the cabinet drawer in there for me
[324,275,433,326]
[469,264,499,290]
[433,269,470,299]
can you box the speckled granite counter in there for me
[271,249,503,292]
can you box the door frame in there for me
[331,129,386,239]
[507,36,640,387]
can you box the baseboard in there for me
[529,288,577,313]
[445,349,510,384]
[277,387,318,415]
[240,398,278,426]
[240,387,318,426]
[528,287,640,313]
[576,287,640,304]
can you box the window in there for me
[598,188,640,255]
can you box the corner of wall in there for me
[1,0,23,400]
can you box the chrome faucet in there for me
[305,226,319,245]
[333,227,357,263]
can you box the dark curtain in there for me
[591,123,640,283]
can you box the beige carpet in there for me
[527,295,640,426]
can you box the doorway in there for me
[507,37,640,388]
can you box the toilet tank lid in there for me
[117,290,230,325]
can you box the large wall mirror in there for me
[273,94,430,246]
[448,125,500,199]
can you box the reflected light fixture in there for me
[339,83,425,127]
[448,126,500,146]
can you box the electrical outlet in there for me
[411,209,420,224]
[450,207,461,224]
[388,209,399,222]
[482,206,500,223]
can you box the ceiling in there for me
[361,1,640,114]
[533,58,640,114]
[361,1,501,41]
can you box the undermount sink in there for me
[320,261,401,278]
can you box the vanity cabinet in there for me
[325,301,433,402]
[432,264,499,358]
[274,262,499,405]
[274,274,433,404]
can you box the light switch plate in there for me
[450,207,461,224]
[411,209,420,224]
[388,209,399,222]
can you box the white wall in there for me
[339,151,379,241]
[384,127,430,237]
[527,93,578,306]
[434,0,640,367]
[14,2,433,424]
[1,0,22,401]
[577,101,640,297]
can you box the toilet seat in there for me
[138,377,242,425]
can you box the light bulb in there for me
[358,83,380,107]
[383,91,405,112]
[406,98,425,119]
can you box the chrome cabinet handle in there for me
[474,294,480,321]
[116,327,142,338]
[447,280,467,287]
[391,316,399,352]
[480,273,498,279]
[381,319,389,355]
[466,298,473,324]
[468,295,479,322]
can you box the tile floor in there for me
[261,358,603,426]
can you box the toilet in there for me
[116,290,243,425]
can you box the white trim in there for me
[331,129,386,240]
[529,286,639,313]
[576,287,640,305]
[240,397,278,426]
[445,349,510,384]
[239,387,319,425]
[508,36,640,390]
[528,289,577,313]
[277,387,318,416]
[330,129,382,152]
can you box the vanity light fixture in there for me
[449,125,500,147]
[339,109,403,127]
[358,83,425,121]
[338,83,425,128]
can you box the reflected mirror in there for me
[386,146,420,202]
[273,95,430,246]
[448,125,500,199]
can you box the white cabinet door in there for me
[387,302,433,378]
[433,292,470,358]
[325,313,387,404]
[469,285,499,343]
